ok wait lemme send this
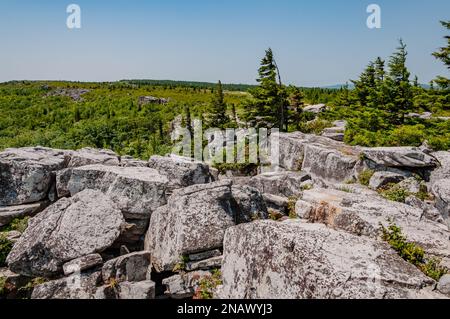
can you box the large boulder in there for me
[31,270,102,299]
[144,181,266,272]
[369,171,406,190]
[56,165,168,220]
[300,188,450,261]
[432,179,450,229]
[219,220,436,299]
[362,147,439,168]
[430,151,450,187]
[0,147,70,206]
[68,148,120,168]
[101,251,151,283]
[247,171,311,198]
[148,155,211,191]
[7,189,124,277]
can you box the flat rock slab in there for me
[362,147,439,168]
[432,179,450,229]
[7,189,124,277]
[102,251,151,283]
[301,188,450,260]
[247,171,311,198]
[0,201,49,227]
[219,220,436,299]
[56,164,168,219]
[68,148,120,167]
[0,147,70,206]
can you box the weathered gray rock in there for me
[302,143,362,183]
[294,199,314,219]
[369,171,406,190]
[398,177,422,194]
[430,151,450,187]
[303,104,327,114]
[7,190,124,277]
[3,230,22,243]
[362,147,439,168]
[186,256,223,271]
[68,148,119,167]
[145,181,261,272]
[0,268,32,298]
[188,249,222,262]
[432,179,450,229]
[322,126,345,142]
[63,254,103,276]
[117,280,155,299]
[231,185,268,223]
[437,274,450,296]
[219,220,436,299]
[120,156,148,168]
[247,171,311,197]
[162,271,212,299]
[262,193,289,215]
[405,196,445,224]
[0,201,49,227]
[148,155,211,190]
[56,165,168,219]
[0,147,70,206]
[102,251,151,283]
[31,271,101,299]
[300,188,450,259]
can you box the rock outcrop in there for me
[145,181,266,272]
[219,220,436,299]
[7,190,124,277]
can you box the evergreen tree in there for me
[384,39,413,124]
[432,20,450,89]
[286,85,305,130]
[246,48,288,131]
[209,80,228,128]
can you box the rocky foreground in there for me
[1,132,450,299]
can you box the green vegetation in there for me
[288,196,298,219]
[380,221,448,281]
[172,255,189,273]
[0,234,13,267]
[379,184,410,203]
[2,217,30,233]
[194,269,222,300]
[358,169,375,186]
[17,277,47,294]
[0,276,6,296]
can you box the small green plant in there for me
[268,210,283,221]
[380,220,448,281]
[358,169,374,186]
[287,197,298,219]
[345,178,356,185]
[0,234,13,267]
[172,255,189,273]
[337,186,353,193]
[301,183,313,191]
[380,184,410,203]
[4,217,30,233]
[17,277,47,294]
[0,276,7,296]
[194,269,222,299]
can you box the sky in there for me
[0,0,449,87]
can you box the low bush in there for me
[0,234,13,267]
[358,169,375,186]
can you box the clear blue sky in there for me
[0,0,449,86]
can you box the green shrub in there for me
[172,255,189,273]
[194,269,222,299]
[387,125,425,147]
[380,184,410,203]
[380,221,448,281]
[287,197,298,219]
[358,169,375,186]
[3,217,30,233]
[0,234,13,267]
[0,276,6,296]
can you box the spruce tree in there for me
[432,20,450,89]
[209,80,228,128]
[384,39,413,124]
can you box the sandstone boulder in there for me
[0,201,49,227]
[101,251,151,283]
[0,147,70,206]
[432,179,450,229]
[148,155,211,191]
[247,171,311,198]
[162,271,212,299]
[219,220,436,299]
[56,165,168,219]
[300,188,450,260]
[145,181,265,272]
[7,190,124,277]
[362,147,439,168]
[369,171,406,190]
[68,148,119,168]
